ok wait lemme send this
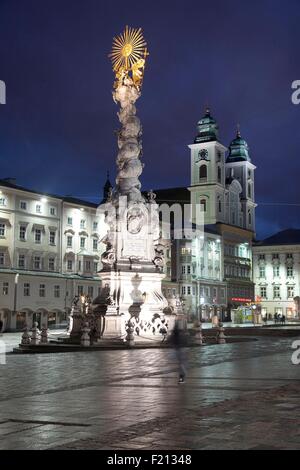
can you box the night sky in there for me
[0,0,299,239]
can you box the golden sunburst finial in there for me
[109,26,148,89]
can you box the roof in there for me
[0,178,98,208]
[255,229,300,246]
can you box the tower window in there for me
[200,199,207,212]
[218,199,222,212]
[248,211,252,225]
[248,183,251,198]
[199,165,207,180]
[217,166,221,182]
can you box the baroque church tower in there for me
[188,108,256,233]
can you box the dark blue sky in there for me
[0,0,300,239]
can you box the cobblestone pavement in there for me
[0,335,299,450]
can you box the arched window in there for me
[199,165,207,180]
[200,199,207,212]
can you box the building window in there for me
[181,286,186,295]
[54,285,60,298]
[34,256,41,270]
[0,196,7,206]
[67,236,72,248]
[0,252,5,266]
[273,266,280,277]
[287,266,293,277]
[273,286,280,299]
[93,262,98,272]
[88,286,94,298]
[2,282,8,295]
[259,266,265,278]
[78,261,82,271]
[24,283,30,296]
[200,199,207,212]
[218,199,222,212]
[187,286,191,295]
[18,254,25,269]
[287,286,294,299]
[67,217,73,226]
[272,253,279,259]
[35,229,42,243]
[248,183,251,198]
[286,253,293,259]
[248,211,251,225]
[67,260,73,271]
[19,225,26,241]
[217,166,221,182]
[80,219,86,229]
[50,207,56,216]
[187,265,191,274]
[259,254,265,260]
[260,286,267,299]
[181,265,186,274]
[36,204,41,214]
[85,260,91,271]
[49,231,56,245]
[80,237,85,249]
[20,201,27,210]
[39,284,45,297]
[0,223,5,237]
[93,239,98,251]
[93,221,98,231]
[77,285,84,295]
[49,258,55,271]
[199,165,207,180]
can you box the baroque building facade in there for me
[253,229,300,320]
[0,177,112,331]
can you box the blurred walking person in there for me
[171,322,187,384]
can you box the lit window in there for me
[35,229,42,243]
[18,254,25,269]
[19,225,26,240]
[34,256,41,270]
[67,260,73,271]
[39,284,45,297]
[49,231,56,245]
[24,283,30,296]
[2,282,8,295]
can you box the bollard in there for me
[30,322,40,345]
[40,325,48,344]
[217,322,226,344]
[21,324,31,345]
[81,322,91,347]
[126,319,135,347]
[194,321,204,345]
